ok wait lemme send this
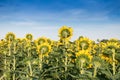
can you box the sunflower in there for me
[92,57,102,68]
[21,38,27,43]
[76,50,93,67]
[16,38,22,43]
[99,54,118,64]
[47,38,52,45]
[5,32,16,42]
[37,43,51,57]
[92,56,103,77]
[0,39,4,45]
[101,41,119,64]
[25,34,33,41]
[75,50,92,74]
[36,37,47,45]
[91,44,98,54]
[109,38,119,43]
[91,43,103,55]
[58,26,73,41]
[102,42,119,57]
[76,37,92,50]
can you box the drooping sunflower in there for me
[0,39,4,45]
[16,38,22,43]
[21,38,27,43]
[36,37,47,45]
[99,54,116,64]
[58,26,73,41]
[92,56,103,68]
[109,38,119,43]
[91,44,98,54]
[20,38,28,48]
[91,42,103,55]
[37,43,51,57]
[5,32,16,42]
[91,56,104,77]
[76,37,93,50]
[99,41,119,65]
[47,38,54,45]
[25,34,33,41]
[76,50,93,67]
[102,42,119,57]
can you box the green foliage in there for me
[0,30,120,80]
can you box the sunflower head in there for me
[58,26,73,41]
[16,38,21,43]
[76,50,92,63]
[75,50,93,69]
[0,39,5,45]
[5,32,16,42]
[47,38,53,45]
[36,37,47,45]
[91,44,101,55]
[102,42,119,56]
[37,43,51,57]
[21,38,28,46]
[92,57,103,68]
[21,38,27,43]
[25,34,33,41]
[76,37,92,50]
[109,38,119,43]
[99,54,117,64]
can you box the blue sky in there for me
[0,0,120,41]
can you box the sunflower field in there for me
[0,26,120,80]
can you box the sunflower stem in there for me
[63,39,68,79]
[39,54,43,71]
[13,55,16,80]
[8,40,11,80]
[8,39,11,56]
[65,56,67,68]
[39,49,44,71]
[13,43,16,80]
[93,66,97,77]
[4,52,7,80]
[112,49,116,75]
[65,42,68,72]
[27,46,33,80]
[80,60,84,74]
[28,61,33,80]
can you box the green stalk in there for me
[93,66,97,77]
[8,39,11,80]
[8,44,11,56]
[28,61,33,80]
[65,55,67,72]
[112,49,116,75]
[61,34,68,79]
[13,43,16,80]
[64,39,68,79]
[28,50,33,80]
[64,53,68,79]
[80,60,84,74]
[39,52,43,71]
[13,56,16,80]
[8,39,11,56]
[3,52,7,80]
[0,75,5,80]
[64,41,68,72]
